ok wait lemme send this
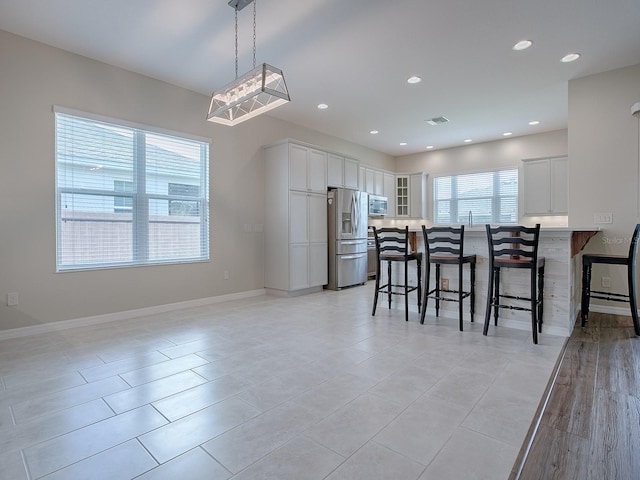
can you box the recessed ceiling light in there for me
[464,139,472,143]
[503,132,513,136]
[529,120,540,125]
[512,40,533,51]
[426,145,434,150]
[399,142,407,146]
[407,76,422,84]
[317,103,328,110]
[561,53,580,63]
[370,130,379,135]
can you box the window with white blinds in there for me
[433,168,518,225]
[55,108,210,271]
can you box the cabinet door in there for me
[410,173,427,218]
[289,143,308,192]
[396,176,409,216]
[344,158,359,189]
[308,193,327,243]
[523,159,551,214]
[365,169,375,194]
[359,167,366,191]
[551,157,568,213]
[289,191,308,243]
[309,242,328,287]
[327,153,343,187]
[374,171,384,195]
[308,149,328,192]
[383,173,395,217]
[290,244,309,290]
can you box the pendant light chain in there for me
[252,0,257,69]
[234,7,239,79]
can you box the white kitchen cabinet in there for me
[289,143,327,193]
[383,172,396,217]
[361,167,386,195]
[327,153,359,189]
[344,158,359,189]
[264,140,328,294]
[396,172,428,218]
[365,169,375,194]
[522,156,568,215]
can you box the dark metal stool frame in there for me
[581,223,640,335]
[372,226,422,322]
[420,225,476,331]
[484,224,545,344]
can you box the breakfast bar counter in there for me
[402,227,601,337]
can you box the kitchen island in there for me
[385,227,600,337]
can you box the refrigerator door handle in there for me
[353,192,359,233]
[342,254,367,260]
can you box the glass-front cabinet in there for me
[396,176,409,216]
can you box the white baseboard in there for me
[587,304,639,317]
[0,289,266,341]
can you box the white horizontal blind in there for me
[55,111,209,271]
[433,168,518,225]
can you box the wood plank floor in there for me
[512,311,640,479]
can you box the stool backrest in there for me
[629,224,640,264]
[486,224,541,266]
[422,225,464,263]
[373,227,409,258]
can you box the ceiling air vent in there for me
[426,116,449,126]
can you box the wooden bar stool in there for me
[484,224,545,344]
[421,225,476,331]
[372,226,422,322]
[581,224,640,335]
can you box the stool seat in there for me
[372,226,422,322]
[484,224,544,344]
[581,224,640,335]
[421,225,476,331]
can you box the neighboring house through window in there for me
[55,108,210,271]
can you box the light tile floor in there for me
[0,284,565,479]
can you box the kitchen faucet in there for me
[468,210,473,227]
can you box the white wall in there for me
[0,30,393,330]
[395,129,568,226]
[568,63,640,305]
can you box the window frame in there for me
[432,167,519,225]
[54,106,211,272]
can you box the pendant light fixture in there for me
[207,0,290,126]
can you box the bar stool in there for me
[484,224,545,344]
[372,226,422,322]
[581,224,640,335]
[421,225,476,331]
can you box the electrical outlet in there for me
[441,278,449,290]
[7,292,19,306]
[243,224,252,233]
[601,276,611,288]
[594,212,613,224]
[223,270,230,280]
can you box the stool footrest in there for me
[589,291,630,303]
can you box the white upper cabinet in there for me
[289,143,327,193]
[396,172,428,218]
[327,153,359,189]
[522,157,568,215]
[344,158,359,189]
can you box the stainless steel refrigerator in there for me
[326,188,369,290]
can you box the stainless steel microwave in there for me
[368,194,388,216]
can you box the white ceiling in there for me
[1,0,639,156]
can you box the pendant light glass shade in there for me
[207,63,290,126]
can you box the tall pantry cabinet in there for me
[264,140,328,294]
